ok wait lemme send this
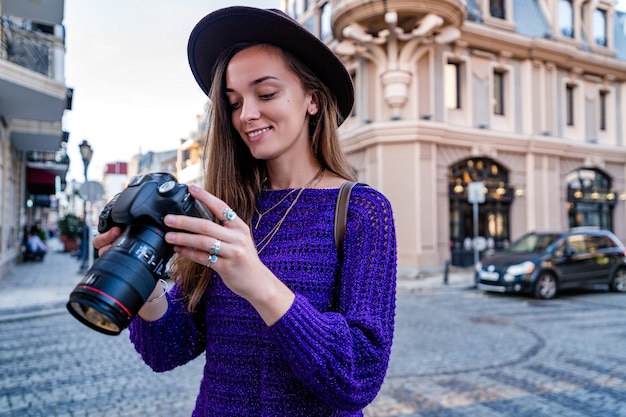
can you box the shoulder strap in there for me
[334,181,358,258]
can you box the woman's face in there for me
[225,44,317,163]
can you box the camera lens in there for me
[66,224,173,335]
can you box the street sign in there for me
[468,181,485,204]
[473,236,487,251]
[79,181,104,202]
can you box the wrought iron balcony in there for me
[0,16,61,78]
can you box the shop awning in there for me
[26,168,56,195]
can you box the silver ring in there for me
[209,239,221,256]
[207,254,218,268]
[221,207,237,223]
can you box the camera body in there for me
[97,172,212,236]
[67,172,213,335]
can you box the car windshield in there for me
[508,233,561,253]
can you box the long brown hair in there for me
[172,43,356,312]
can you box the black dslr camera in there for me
[66,172,213,335]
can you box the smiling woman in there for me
[90,5,398,417]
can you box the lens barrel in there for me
[66,224,173,335]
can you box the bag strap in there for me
[334,181,358,259]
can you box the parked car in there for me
[476,228,626,299]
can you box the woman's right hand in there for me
[92,226,123,257]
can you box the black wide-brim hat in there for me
[188,6,354,124]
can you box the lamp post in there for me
[78,140,93,272]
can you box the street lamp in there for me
[78,140,93,272]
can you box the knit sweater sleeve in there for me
[128,284,206,372]
[268,187,397,411]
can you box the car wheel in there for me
[610,267,626,293]
[534,273,558,299]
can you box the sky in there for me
[63,1,280,182]
[63,0,626,183]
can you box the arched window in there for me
[448,158,514,266]
[566,168,615,230]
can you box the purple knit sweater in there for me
[129,185,397,416]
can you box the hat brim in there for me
[188,6,354,124]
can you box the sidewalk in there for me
[0,239,476,321]
[0,238,84,321]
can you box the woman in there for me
[95,6,396,416]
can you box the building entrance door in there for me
[449,158,514,267]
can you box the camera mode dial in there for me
[158,180,178,197]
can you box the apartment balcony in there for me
[331,0,466,40]
[0,15,70,152]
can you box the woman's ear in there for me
[308,93,319,116]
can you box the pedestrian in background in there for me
[26,226,47,261]
[94,6,397,416]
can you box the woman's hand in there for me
[163,185,295,325]
[93,226,168,321]
[92,226,122,257]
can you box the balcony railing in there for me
[1,16,61,78]
[27,148,70,167]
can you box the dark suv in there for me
[476,228,626,299]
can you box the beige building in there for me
[278,0,626,273]
[0,0,71,272]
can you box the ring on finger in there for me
[209,239,221,256]
[207,254,218,268]
[221,207,237,224]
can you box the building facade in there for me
[280,0,626,273]
[0,0,71,272]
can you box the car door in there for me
[585,234,620,283]
[554,234,596,287]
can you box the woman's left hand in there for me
[163,185,294,325]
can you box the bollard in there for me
[443,260,450,285]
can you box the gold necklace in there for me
[256,167,325,254]
[254,188,298,229]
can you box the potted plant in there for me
[58,213,82,252]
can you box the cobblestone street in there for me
[366,287,626,417]
[1,245,625,416]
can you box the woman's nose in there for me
[240,99,261,123]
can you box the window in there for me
[448,158,513,267]
[493,70,505,115]
[490,0,505,19]
[559,0,574,38]
[445,62,462,109]
[294,0,304,18]
[593,8,607,46]
[567,235,587,254]
[566,84,575,126]
[350,70,357,118]
[303,15,315,34]
[566,168,615,230]
[599,90,608,131]
[320,3,332,40]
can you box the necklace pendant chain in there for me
[255,167,325,253]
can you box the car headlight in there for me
[504,261,535,281]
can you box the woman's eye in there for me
[230,101,241,110]
[259,92,275,100]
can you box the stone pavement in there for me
[0,237,476,321]
[0,238,84,321]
